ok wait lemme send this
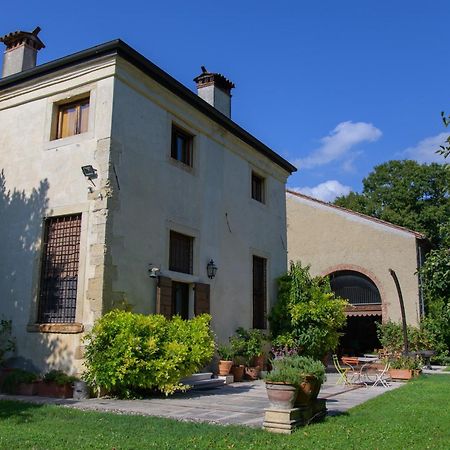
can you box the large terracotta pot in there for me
[37,381,73,398]
[218,360,233,376]
[17,382,38,396]
[245,366,261,380]
[295,376,321,407]
[266,382,298,409]
[252,354,265,369]
[230,365,245,382]
[389,369,417,380]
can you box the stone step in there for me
[188,378,225,390]
[180,372,214,384]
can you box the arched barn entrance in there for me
[329,270,382,356]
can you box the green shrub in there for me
[229,328,266,365]
[1,369,38,394]
[0,319,15,365]
[269,262,347,359]
[265,355,326,385]
[83,310,215,397]
[389,356,422,370]
[43,370,78,385]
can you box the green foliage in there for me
[0,319,15,365]
[83,310,215,397]
[217,344,234,361]
[388,355,422,370]
[43,370,78,386]
[376,320,449,363]
[228,328,266,365]
[269,262,347,359]
[1,369,38,393]
[334,160,450,247]
[438,111,450,159]
[265,355,326,385]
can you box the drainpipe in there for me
[389,268,409,355]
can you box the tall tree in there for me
[334,160,450,247]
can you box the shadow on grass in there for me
[0,400,45,423]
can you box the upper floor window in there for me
[251,172,265,203]
[169,231,193,274]
[171,125,193,166]
[55,97,90,140]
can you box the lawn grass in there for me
[0,375,449,450]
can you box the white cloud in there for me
[290,180,352,202]
[295,121,382,169]
[401,132,448,163]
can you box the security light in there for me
[81,165,96,178]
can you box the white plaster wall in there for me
[286,193,422,326]
[108,60,290,342]
[0,58,115,373]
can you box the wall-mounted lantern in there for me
[207,259,218,279]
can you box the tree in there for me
[438,111,450,159]
[334,160,450,247]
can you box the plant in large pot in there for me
[389,355,422,380]
[234,327,266,380]
[217,344,234,376]
[229,333,246,382]
[266,355,325,407]
[1,369,38,395]
[37,370,78,398]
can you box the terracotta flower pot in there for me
[37,381,73,398]
[17,382,38,396]
[389,369,413,380]
[266,382,298,409]
[245,366,261,380]
[295,375,321,407]
[218,360,233,376]
[230,365,245,382]
[252,354,265,369]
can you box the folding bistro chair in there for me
[333,354,352,385]
[372,361,391,387]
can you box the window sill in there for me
[27,323,84,334]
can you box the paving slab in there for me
[0,373,404,428]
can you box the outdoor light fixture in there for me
[206,259,218,279]
[148,264,160,279]
[81,165,97,186]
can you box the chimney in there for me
[0,27,45,78]
[194,66,235,118]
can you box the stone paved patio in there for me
[0,373,404,428]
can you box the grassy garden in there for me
[0,375,449,450]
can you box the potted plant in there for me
[37,370,78,398]
[232,328,266,380]
[389,355,422,380]
[264,355,326,409]
[1,369,38,395]
[229,333,246,382]
[217,344,234,376]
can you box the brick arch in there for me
[321,264,387,319]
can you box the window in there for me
[172,282,190,319]
[55,97,90,139]
[330,271,381,305]
[253,255,267,329]
[38,214,82,323]
[169,231,193,274]
[171,126,193,166]
[251,172,265,203]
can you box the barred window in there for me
[38,214,82,323]
[169,231,193,274]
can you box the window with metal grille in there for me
[171,125,193,166]
[169,231,193,274]
[253,255,267,329]
[38,214,82,323]
[330,270,381,305]
[251,172,265,203]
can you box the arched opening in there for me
[330,270,382,356]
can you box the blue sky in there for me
[2,1,449,200]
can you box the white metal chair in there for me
[372,361,391,387]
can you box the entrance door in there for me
[172,281,189,319]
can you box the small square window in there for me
[55,97,90,140]
[171,126,193,166]
[251,172,265,203]
[169,231,193,274]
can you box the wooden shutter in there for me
[194,283,210,315]
[156,276,173,318]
